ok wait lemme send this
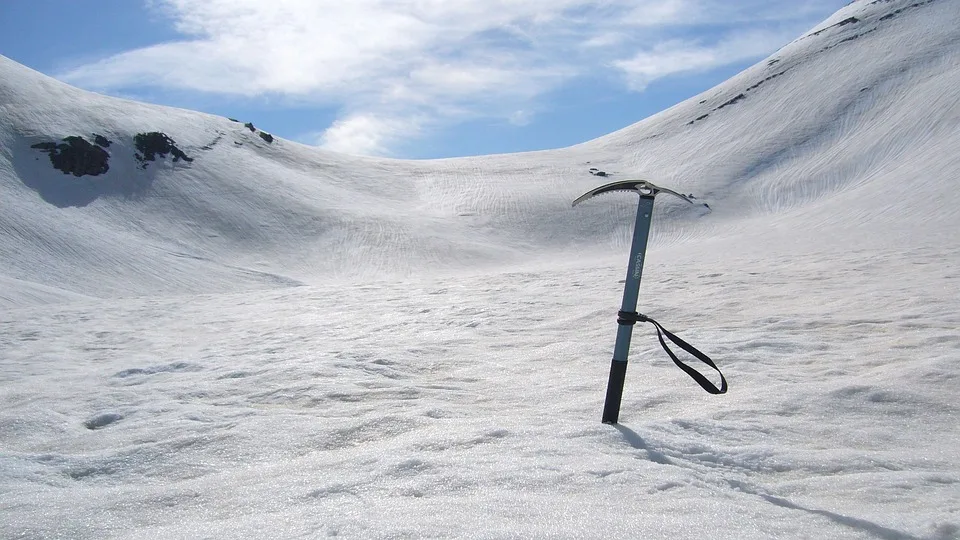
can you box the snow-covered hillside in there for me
[1,0,958,538]
[3,0,956,303]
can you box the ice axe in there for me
[573,179,727,424]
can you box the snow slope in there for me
[1,0,959,538]
[3,1,956,303]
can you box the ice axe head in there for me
[572,179,695,207]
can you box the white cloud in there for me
[316,113,423,157]
[612,29,797,91]
[620,0,693,26]
[58,0,846,155]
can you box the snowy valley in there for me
[1,0,959,538]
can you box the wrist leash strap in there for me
[617,310,728,394]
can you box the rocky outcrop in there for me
[134,132,193,169]
[232,119,274,144]
[31,136,110,177]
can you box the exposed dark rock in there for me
[200,131,225,151]
[746,69,788,92]
[134,132,193,169]
[812,0,937,54]
[818,27,878,54]
[92,134,112,148]
[809,16,860,37]
[31,136,110,177]
[258,131,274,144]
[768,58,781,66]
[717,93,746,110]
[805,1,933,56]
[877,0,934,22]
[228,118,240,122]
[244,122,256,133]
[838,29,873,45]
[687,67,787,127]
[840,33,863,44]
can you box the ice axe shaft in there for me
[573,179,707,424]
[603,194,655,423]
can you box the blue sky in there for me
[0,0,848,159]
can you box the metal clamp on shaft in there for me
[617,311,649,325]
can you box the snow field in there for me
[1,0,959,537]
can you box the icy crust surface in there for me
[1,239,958,539]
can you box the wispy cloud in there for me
[612,29,797,91]
[60,0,844,155]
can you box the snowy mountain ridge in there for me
[2,0,958,305]
[0,1,960,306]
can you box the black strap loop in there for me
[617,310,645,325]
[621,311,728,395]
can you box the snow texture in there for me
[1,0,958,538]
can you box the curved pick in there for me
[572,179,695,207]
